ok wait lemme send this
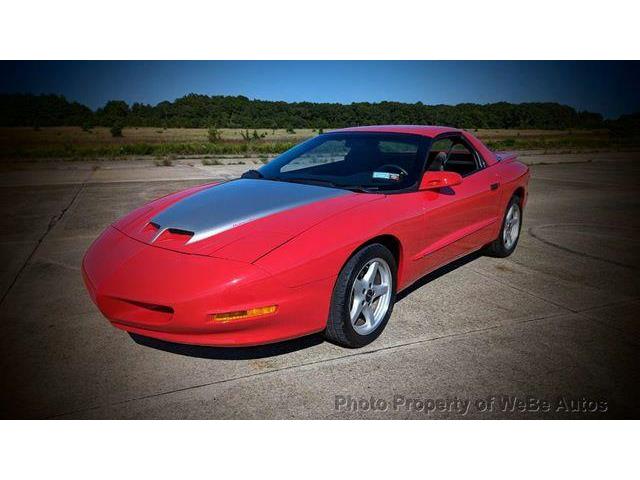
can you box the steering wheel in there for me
[376,164,409,177]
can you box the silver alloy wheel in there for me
[503,202,521,250]
[349,257,393,335]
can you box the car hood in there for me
[114,178,381,262]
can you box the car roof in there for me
[330,125,462,138]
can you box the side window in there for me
[451,142,470,153]
[428,136,482,176]
[280,140,349,173]
[426,138,453,171]
[445,139,481,176]
[430,138,453,155]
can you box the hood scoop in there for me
[148,223,194,244]
[149,179,350,244]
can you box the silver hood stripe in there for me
[150,179,351,244]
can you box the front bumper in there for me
[82,227,334,346]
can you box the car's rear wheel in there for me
[325,243,397,348]
[486,195,522,258]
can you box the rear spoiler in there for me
[494,151,518,163]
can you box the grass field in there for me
[0,126,633,160]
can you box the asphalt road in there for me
[1,154,639,419]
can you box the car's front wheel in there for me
[325,243,397,348]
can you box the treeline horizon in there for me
[0,92,636,131]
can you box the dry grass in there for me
[472,128,609,139]
[0,126,627,160]
[0,127,315,148]
[0,126,611,148]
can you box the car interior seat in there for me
[428,151,447,171]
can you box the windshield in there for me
[256,132,429,192]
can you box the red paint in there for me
[419,171,463,190]
[82,127,530,346]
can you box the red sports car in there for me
[82,126,529,348]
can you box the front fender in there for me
[255,194,419,287]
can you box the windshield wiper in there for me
[272,177,375,193]
[241,169,264,179]
[340,185,378,193]
[273,177,338,188]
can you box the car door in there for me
[415,134,501,274]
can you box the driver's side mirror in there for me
[419,171,463,191]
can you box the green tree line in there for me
[0,92,627,131]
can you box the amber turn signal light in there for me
[210,305,278,323]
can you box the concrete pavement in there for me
[0,152,639,418]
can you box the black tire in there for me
[325,243,397,348]
[485,195,522,258]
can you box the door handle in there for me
[490,182,500,191]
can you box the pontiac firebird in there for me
[82,126,529,348]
